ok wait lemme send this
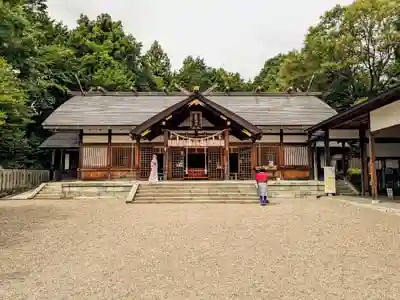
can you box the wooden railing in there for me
[0,169,50,197]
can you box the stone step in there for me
[140,183,255,186]
[37,193,61,197]
[138,186,257,190]
[138,190,258,193]
[138,188,286,193]
[136,191,257,197]
[133,199,259,204]
[135,194,258,200]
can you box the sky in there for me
[46,0,354,79]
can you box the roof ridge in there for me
[69,91,322,97]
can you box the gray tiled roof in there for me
[42,95,337,127]
[39,132,79,148]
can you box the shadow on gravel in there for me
[0,204,70,249]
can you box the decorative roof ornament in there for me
[174,83,191,95]
[202,83,218,95]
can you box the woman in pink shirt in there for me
[255,167,269,206]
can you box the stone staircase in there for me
[336,179,359,196]
[133,182,259,203]
[33,181,133,200]
[131,180,324,203]
[30,180,324,203]
[34,182,63,199]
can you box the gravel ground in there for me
[1,198,400,300]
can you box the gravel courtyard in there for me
[1,198,400,299]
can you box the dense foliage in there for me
[0,0,399,168]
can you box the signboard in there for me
[168,139,224,147]
[387,187,394,200]
[324,166,336,195]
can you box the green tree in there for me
[172,56,214,91]
[142,41,172,89]
[0,57,32,167]
[69,13,142,91]
[210,68,248,91]
[253,54,286,91]
[305,0,400,95]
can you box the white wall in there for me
[370,100,400,132]
[367,143,400,158]
[283,135,307,143]
[329,129,359,139]
[82,135,108,143]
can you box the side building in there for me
[40,91,338,181]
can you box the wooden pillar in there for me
[368,129,378,199]
[164,130,169,180]
[341,141,346,179]
[223,128,229,180]
[313,143,318,180]
[307,133,314,180]
[359,128,368,196]
[107,129,112,180]
[59,149,64,181]
[251,139,257,179]
[324,129,330,166]
[78,130,83,180]
[50,149,56,181]
[279,129,284,179]
[135,137,141,180]
[257,143,262,166]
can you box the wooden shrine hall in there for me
[307,84,400,198]
[40,87,341,181]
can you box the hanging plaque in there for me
[168,139,224,147]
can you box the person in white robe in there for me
[148,154,159,183]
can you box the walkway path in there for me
[1,198,400,299]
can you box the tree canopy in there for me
[0,0,399,167]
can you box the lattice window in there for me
[207,147,223,180]
[111,145,134,169]
[140,146,153,178]
[349,157,361,169]
[258,144,280,166]
[238,147,252,180]
[171,148,185,179]
[190,111,202,129]
[284,146,308,166]
[81,146,108,169]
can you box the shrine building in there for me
[40,89,341,181]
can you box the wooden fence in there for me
[0,169,50,197]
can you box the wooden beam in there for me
[368,130,378,199]
[335,113,369,128]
